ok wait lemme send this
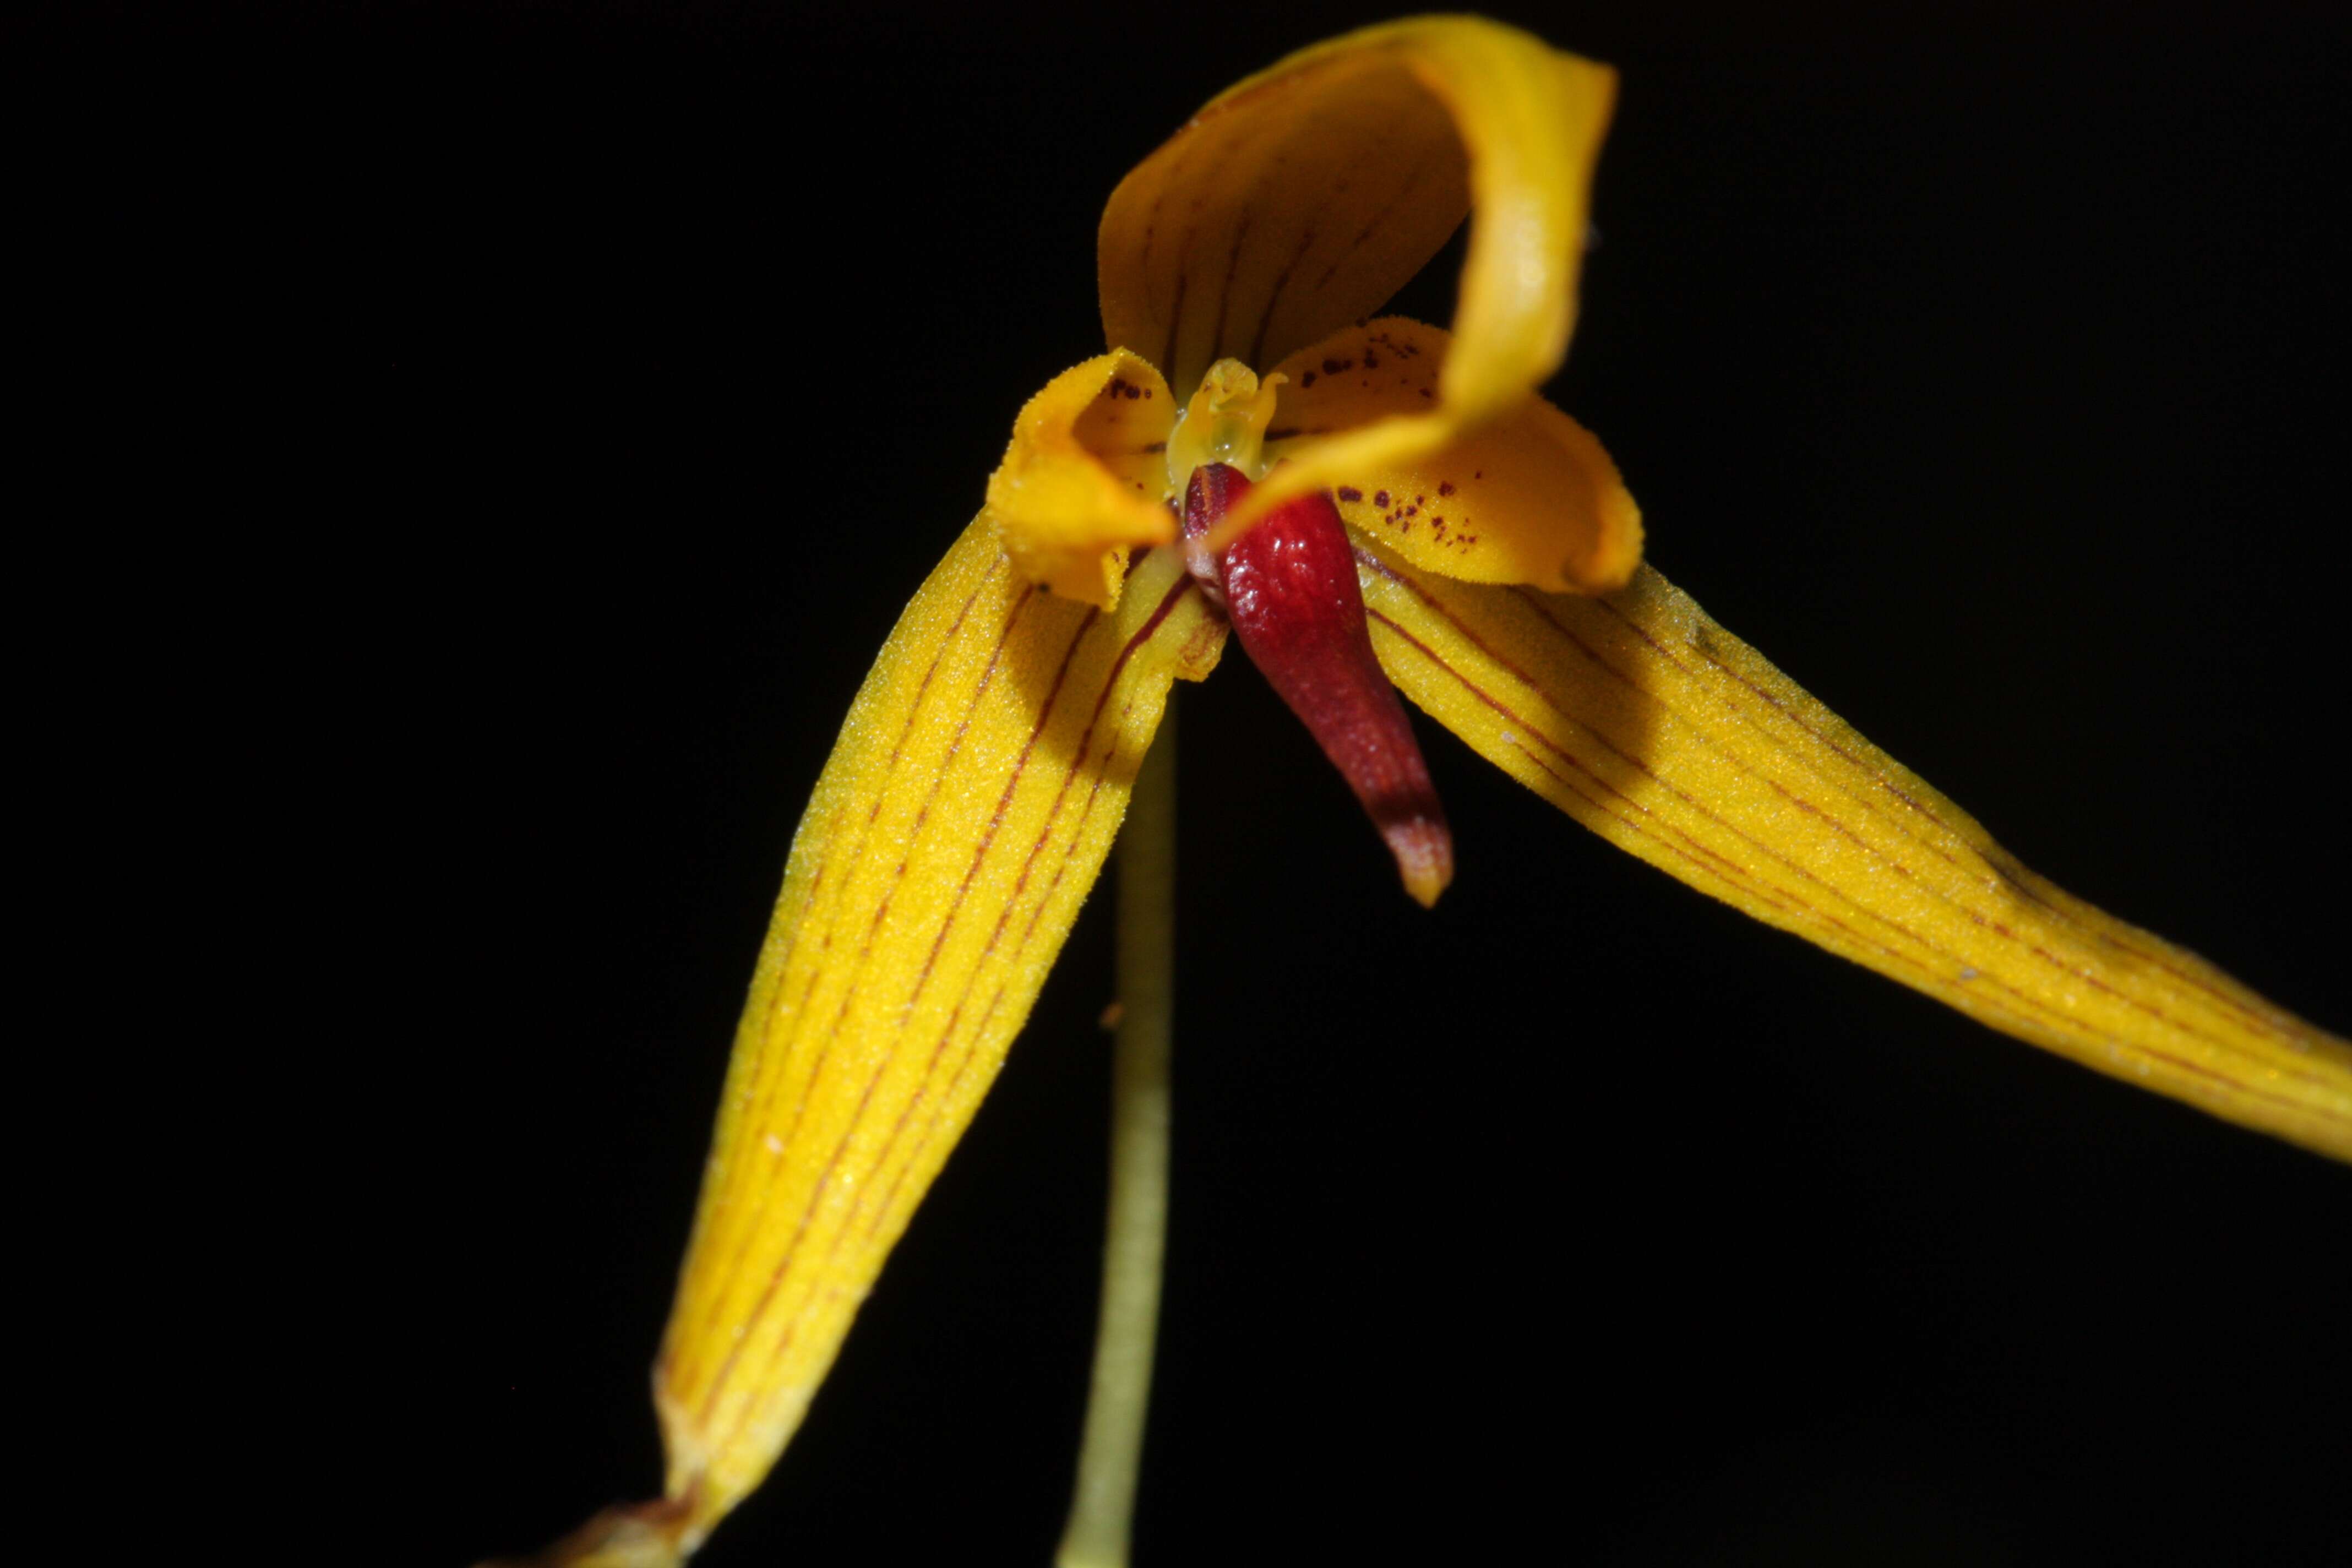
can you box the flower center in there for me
[1164,357,1283,497]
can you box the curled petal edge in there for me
[986,350,1177,608]
[1261,316,1642,593]
[1098,15,1614,531]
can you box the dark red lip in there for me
[1182,461,1454,906]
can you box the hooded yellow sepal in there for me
[1100,16,1613,413]
[1103,17,1616,540]
[984,349,1177,608]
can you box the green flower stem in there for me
[1056,700,1178,1568]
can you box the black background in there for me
[41,2,2351,1564]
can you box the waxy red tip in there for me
[1183,463,1455,907]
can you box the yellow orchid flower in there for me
[496,17,2351,1567]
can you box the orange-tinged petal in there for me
[985,350,1177,608]
[1353,541,2352,1162]
[651,524,1224,1554]
[1098,33,1464,401]
[1261,317,1642,592]
[1098,16,1613,414]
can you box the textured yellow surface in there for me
[1357,541,2352,1162]
[651,521,1224,1547]
[983,350,1177,608]
[1264,316,1642,593]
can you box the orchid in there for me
[500,17,2350,1567]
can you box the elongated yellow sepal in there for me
[1357,542,2352,1161]
[648,525,1223,1554]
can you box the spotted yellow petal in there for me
[1098,15,1613,418]
[648,525,1224,1556]
[1261,317,1641,592]
[1354,541,2352,1162]
[985,350,1177,608]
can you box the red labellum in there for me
[1182,463,1454,907]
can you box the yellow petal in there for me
[985,350,1177,608]
[1098,15,1614,416]
[1354,541,2352,1162]
[1260,317,1642,592]
[652,524,1224,1553]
